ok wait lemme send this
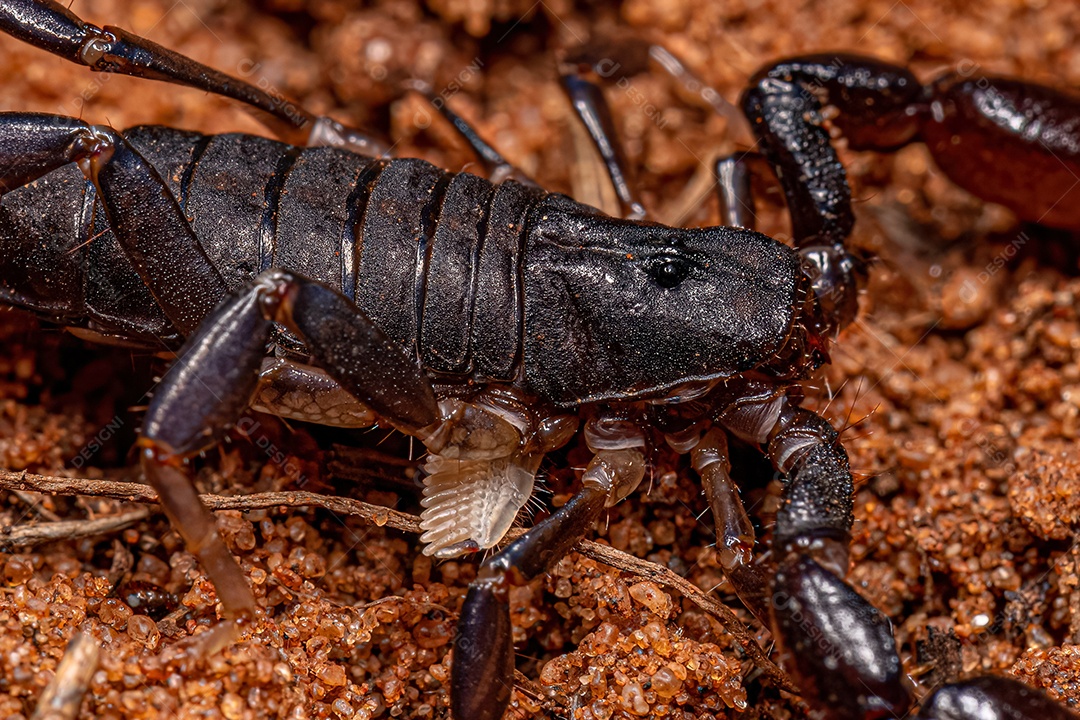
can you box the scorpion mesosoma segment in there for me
[0,1,1077,718]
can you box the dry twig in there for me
[0,468,796,693]
[0,507,150,549]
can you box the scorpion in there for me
[0,1,1077,718]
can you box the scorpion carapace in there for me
[0,1,1076,718]
[521,194,822,406]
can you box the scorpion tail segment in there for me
[921,676,1079,720]
[451,575,515,720]
[771,555,911,720]
[269,271,439,434]
[740,68,854,248]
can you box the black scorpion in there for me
[0,1,1077,718]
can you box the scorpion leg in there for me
[558,42,778,224]
[691,428,770,624]
[0,0,386,154]
[249,358,377,428]
[407,80,536,186]
[452,420,646,720]
[140,269,438,621]
[719,390,911,719]
[714,150,771,230]
[558,71,647,219]
[0,113,95,193]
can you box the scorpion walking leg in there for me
[416,53,649,209]
[452,425,646,720]
[409,81,536,186]
[691,428,770,624]
[558,71,647,219]
[714,150,770,230]
[0,113,95,193]
[141,269,437,626]
[719,391,911,719]
[249,358,377,428]
[0,0,386,154]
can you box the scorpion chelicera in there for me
[0,1,1077,718]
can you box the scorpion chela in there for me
[0,1,1078,718]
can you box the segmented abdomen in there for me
[0,126,545,380]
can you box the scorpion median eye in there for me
[647,257,694,289]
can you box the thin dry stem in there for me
[0,468,796,693]
[1,506,151,549]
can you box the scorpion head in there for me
[523,194,819,407]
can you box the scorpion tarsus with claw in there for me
[0,1,1077,718]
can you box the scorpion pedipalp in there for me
[772,554,911,719]
[921,676,1079,720]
